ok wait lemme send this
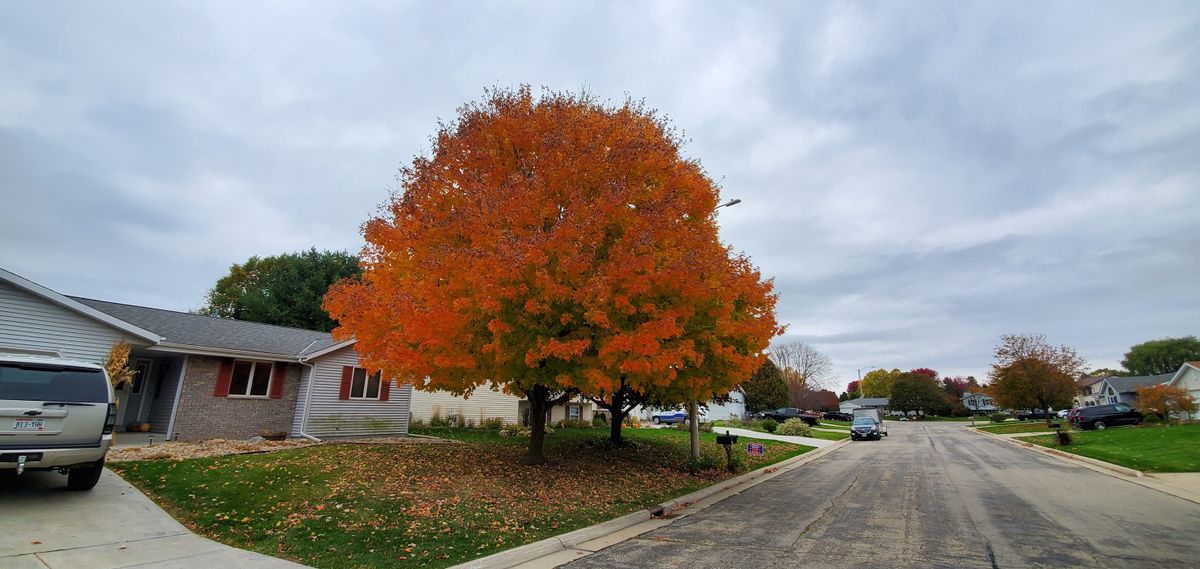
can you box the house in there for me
[1097,373,1174,406]
[840,397,889,415]
[0,267,412,441]
[1074,375,1110,408]
[408,384,596,426]
[961,392,997,413]
[1166,362,1200,420]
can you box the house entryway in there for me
[113,353,183,436]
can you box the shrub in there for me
[409,418,426,428]
[760,419,778,433]
[499,424,529,437]
[480,417,505,430]
[451,414,467,428]
[428,414,450,428]
[672,421,713,433]
[689,445,724,472]
[593,414,608,427]
[776,419,813,437]
[559,419,592,429]
[466,418,476,429]
[1143,414,1163,425]
[989,413,1009,423]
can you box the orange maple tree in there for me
[325,87,781,463]
[1136,383,1196,425]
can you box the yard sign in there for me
[746,442,764,456]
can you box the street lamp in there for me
[855,366,877,397]
[689,197,742,460]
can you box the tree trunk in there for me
[689,400,700,461]
[607,389,626,444]
[525,387,549,465]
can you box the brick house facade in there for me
[170,355,302,441]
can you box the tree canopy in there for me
[743,359,789,413]
[860,368,900,398]
[890,372,948,416]
[1135,384,1197,425]
[324,87,781,463]
[989,333,1084,424]
[202,248,360,332]
[1121,336,1200,376]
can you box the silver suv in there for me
[0,353,117,490]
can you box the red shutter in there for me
[269,363,287,399]
[213,358,234,397]
[339,366,353,400]
[380,377,391,401]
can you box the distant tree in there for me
[1135,384,1197,425]
[909,367,939,379]
[941,376,970,399]
[202,248,361,332]
[770,341,833,390]
[1087,368,1127,378]
[860,368,900,398]
[846,380,861,397]
[890,372,947,417]
[1121,336,1200,376]
[815,389,841,411]
[743,359,789,413]
[838,391,850,402]
[989,333,1085,426]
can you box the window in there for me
[229,361,273,397]
[1115,404,1132,412]
[568,405,581,421]
[350,368,382,399]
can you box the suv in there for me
[762,407,820,426]
[1,353,117,490]
[1069,403,1143,430]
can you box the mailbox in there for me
[716,432,738,446]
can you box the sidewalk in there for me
[0,470,307,569]
[712,426,835,448]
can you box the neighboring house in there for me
[408,385,595,426]
[961,392,997,413]
[1074,375,1110,408]
[840,397,889,414]
[0,267,412,441]
[1098,373,1174,406]
[1166,362,1200,420]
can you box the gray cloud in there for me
[2,1,1198,390]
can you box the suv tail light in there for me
[103,403,117,435]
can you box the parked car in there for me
[850,417,883,441]
[1056,409,1070,419]
[0,353,117,490]
[1069,404,1143,430]
[650,408,707,424]
[1016,409,1052,421]
[823,411,853,422]
[762,407,820,425]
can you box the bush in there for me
[593,414,608,427]
[990,413,1009,423]
[409,418,426,428]
[672,421,713,433]
[760,419,778,433]
[499,424,528,437]
[1144,414,1163,425]
[428,414,450,428]
[776,419,813,437]
[558,419,592,429]
[480,417,505,430]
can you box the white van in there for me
[0,353,117,490]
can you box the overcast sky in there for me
[2,1,1197,390]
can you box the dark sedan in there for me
[762,407,820,426]
[823,411,853,422]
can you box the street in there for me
[564,421,1200,568]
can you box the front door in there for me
[116,358,154,429]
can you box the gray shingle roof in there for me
[844,397,889,407]
[1106,373,1173,394]
[71,297,338,358]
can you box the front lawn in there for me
[976,423,1064,435]
[1025,424,1200,473]
[112,427,810,568]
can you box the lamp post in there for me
[856,365,876,397]
[690,197,741,461]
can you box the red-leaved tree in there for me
[325,88,781,463]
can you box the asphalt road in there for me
[563,421,1200,569]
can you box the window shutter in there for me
[380,378,391,401]
[213,358,234,397]
[269,363,287,399]
[339,366,353,400]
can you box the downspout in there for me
[296,357,321,443]
[164,355,189,441]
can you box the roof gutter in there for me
[148,343,304,362]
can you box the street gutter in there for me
[451,437,852,569]
[968,426,1200,506]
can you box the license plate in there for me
[12,419,45,432]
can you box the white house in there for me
[1167,361,1200,420]
[840,397,889,414]
[1098,373,1173,406]
[961,392,996,413]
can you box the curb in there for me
[968,427,1200,506]
[451,437,851,569]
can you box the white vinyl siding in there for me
[300,346,412,438]
[0,280,148,363]
[409,386,523,424]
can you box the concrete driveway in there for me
[564,421,1200,568]
[0,469,307,568]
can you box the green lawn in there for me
[1025,424,1200,473]
[112,427,811,569]
[976,423,1064,435]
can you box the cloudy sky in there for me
[2,1,1197,390]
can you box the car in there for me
[850,417,883,441]
[823,411,853,422]
[1,353,117,490]
[762,407,820,426]
[1069,403,1143,430]
[1056,409,1070,419]
[650,410,686,424]
[1016,409,1051,421]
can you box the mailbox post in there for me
[716,430,739,471]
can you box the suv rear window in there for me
[0,363,108,403]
